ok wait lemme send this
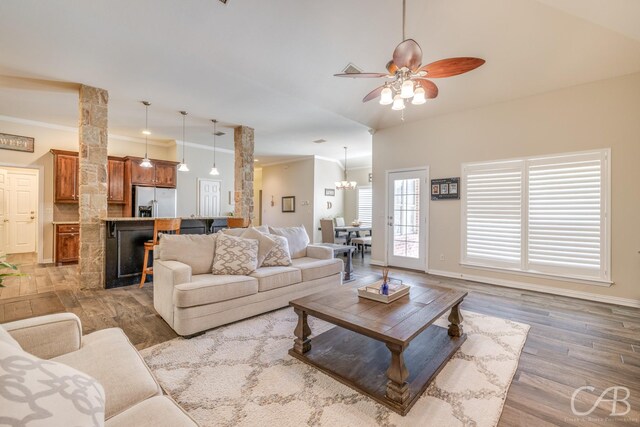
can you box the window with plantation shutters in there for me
[357,187,373,226]
[462,150,610,284]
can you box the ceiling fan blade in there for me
[413,78,439,99]
[334,72,389,78]
[386,60,398,75]
[392,39,423,71]
[362,86,385,103]
[419,57,485,78]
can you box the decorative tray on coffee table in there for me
[357,278,409,304]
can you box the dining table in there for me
[334,225,372,245]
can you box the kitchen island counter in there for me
[104,217,228,288]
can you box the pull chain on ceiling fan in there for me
[334,0,485,115]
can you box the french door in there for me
[387,169,428,270]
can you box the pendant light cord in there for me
[213,120,217,166]
[402,0,406,41]
[144,104,149,157]
[181,112,186,163]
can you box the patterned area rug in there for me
[141,308,529,427]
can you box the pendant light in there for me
[335,147,357,190]
[209,119,220,176]
[140,101,153,168]
[177,111,189,172]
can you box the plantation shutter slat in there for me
[357,187,373,226]
[463,163,523,267]
[527,155,603,276]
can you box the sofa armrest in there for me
[306,244,334,260]
[153,260,192,329]
[3,313,82,359]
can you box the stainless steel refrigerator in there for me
[134,186,177,217]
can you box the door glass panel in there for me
[392,178,421,258]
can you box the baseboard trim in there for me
[369,259,387,267]
[427,269,640,309]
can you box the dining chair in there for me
[334,217,346,227]
[320,219,346,244]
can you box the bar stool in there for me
[140,218,182,287]
[226,217,248,228]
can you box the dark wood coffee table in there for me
[288,283,467,416]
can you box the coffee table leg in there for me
[344,249,353,281]
[385,343,410,404]
[293,308,311,354]
[448,302,464,337]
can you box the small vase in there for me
[381,281,389,296]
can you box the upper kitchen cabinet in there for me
[51,150,79,203]
[126,157,178,188]
[52,150,127,204]
[107,157,126,203]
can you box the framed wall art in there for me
[431,177,460,200]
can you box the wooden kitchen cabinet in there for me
[126,157,178,188]
[52,150,79,203]
[107,158,125,203]
[55,224,79,265]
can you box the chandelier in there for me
[335,147,357,190]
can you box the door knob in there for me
[3,219,7,222]
[30,216,35,220]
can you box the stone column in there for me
[233,126,255,223]
[78,85,108,289]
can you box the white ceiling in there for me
[0,0,639,166]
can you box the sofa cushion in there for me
[159,233,217,275]
[212,234,259,275]
[174,274,259,308]
[250,266,302,292]
[0,324,21,349]
[261,235,292,267]
[241,227,276,267]
[291,257,343,282]
[220,228,245,237]
[269,225,310,259]
[253,225,270,234]
[52,328,162,419]
[105,396,197,427]
[0,341,106,427]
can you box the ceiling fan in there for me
[334,0,485,111]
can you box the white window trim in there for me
[460,149,611,286]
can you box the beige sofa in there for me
[1,312,197,427]
[153,232,343,336]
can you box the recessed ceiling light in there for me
[313,139,326,144]
[254,159,259,162]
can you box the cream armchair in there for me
[1,313,198,427]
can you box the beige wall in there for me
[261,158,315,239]
[0,118,173,262]
[344,167,372,224]
[174,143,235,217]
[372,72,640,304]
[313,158,344,243]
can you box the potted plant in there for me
[0,257,23,287]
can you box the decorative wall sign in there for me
[324,188,335,197]
[0,133,34,153]
[431,177,460,200]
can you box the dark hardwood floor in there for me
[1,252,639,425]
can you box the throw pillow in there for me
[262,235,293,267]
[268,225,310,259]
[159,234,217,275]
[253,225,270,234]
[240,228,277,267]
[220,228,246,237]
[0,341,106,427]
[212,234,259,275]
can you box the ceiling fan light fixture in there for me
[379,87,393,105]
[412,86,426,105]
[400,79,414,99]
[391,95,405,111]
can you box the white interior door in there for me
[387,169,428,270]
[198,179,221,217]
[7,170,38,254]
[0,170,7,256]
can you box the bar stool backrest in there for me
[153,218,182,245]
